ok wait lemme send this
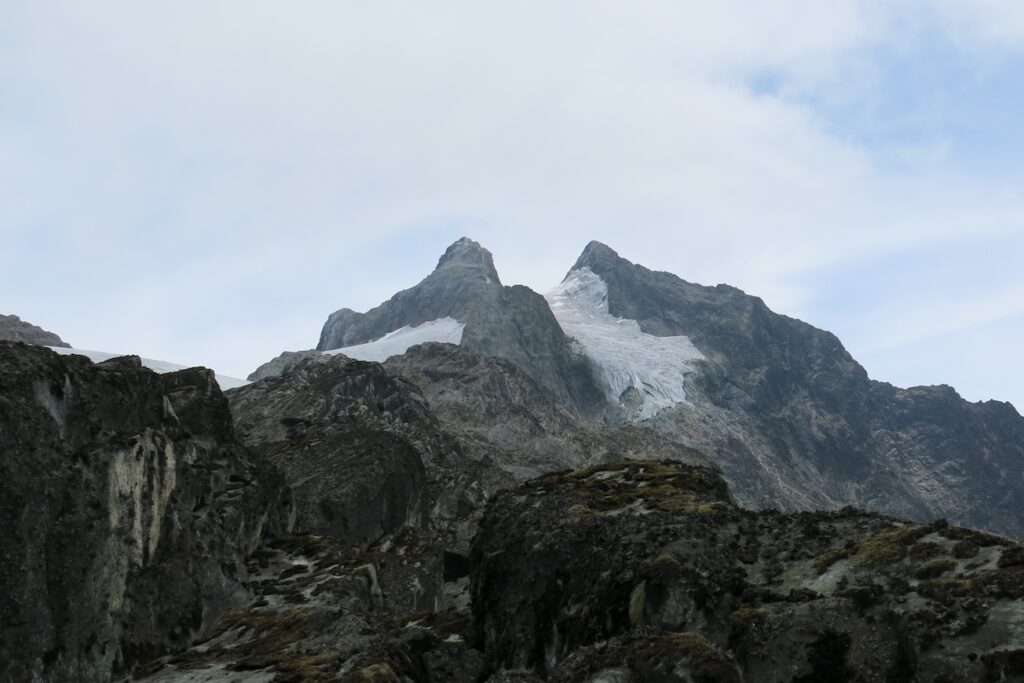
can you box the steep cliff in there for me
[0,343,292,682]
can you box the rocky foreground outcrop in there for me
[472,460,1024,681]
[0,343,293,682]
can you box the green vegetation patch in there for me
[813,546,849,574]
[913,559,957,581]
[524,460,733,515]
[908,542,947,562]
[853,525,929,567]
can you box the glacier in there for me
[545,268,704,421]
[46,346,250,390]
[326,316,465,363]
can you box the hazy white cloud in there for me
[931,0,1024,46]
[1,1,1021,407]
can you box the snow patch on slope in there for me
[46,347,250,390]
[327,317,465,363]
[546,268,704,421]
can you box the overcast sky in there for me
[2,2,1022,409]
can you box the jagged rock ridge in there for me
[0,313,70,347]
[317,237,606,417]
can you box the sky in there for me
[1,2,1022,410]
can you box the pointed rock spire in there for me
[570,240,623,275]
[434,237,501,285]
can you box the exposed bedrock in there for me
[472,459,1024,682]
[0,342,293,682]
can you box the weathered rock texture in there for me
[317,238,605,416]
[386,342,709,482]
[472,460,1024,682]
[0,313,70,347]
[246,349,324,382]
[0,343,292,682]
[228,354,504,557]
[136,532,487,682]
[572,241,1024,538]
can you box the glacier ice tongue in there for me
[545,268,704,421]
[327,317,465,363]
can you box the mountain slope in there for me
[566,241,1024,537]
[310,237,1024,538]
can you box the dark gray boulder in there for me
[0,313,70,347]
[0,342,292,682]
[317,237,606,417]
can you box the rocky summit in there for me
[3,237,1024,681]
[316,238,605,417]
[0,313,71,347]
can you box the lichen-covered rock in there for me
[471,459,1024,681]
[0,343,292,682]
[549,633,743,683]
[137,531,486,682]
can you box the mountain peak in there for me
[570,240,624,275]
[435,237,501,284]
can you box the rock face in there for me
[317,238,605,416]
[0,313,70,347]
[472,460,1024,681]
[569,241,1024,538]
[246,349,324,381]
[226,353,514,622]
[0,343,292,682]
[385,342,709,482]
[228,355,448,552]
